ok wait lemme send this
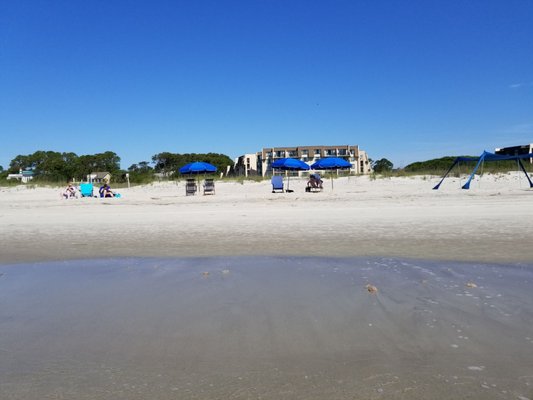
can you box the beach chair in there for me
[203,178,215,195]
[79,183,94,198]
[271,175,284,193]
[186,179,197,196]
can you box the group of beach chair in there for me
[185,178,215,196]
[73,176,317,197]
[271,174,323,193]
[75,180,216,197]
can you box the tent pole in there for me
[517,159,533,188]
[479,159,485,188]
[462,153,486,189]
[517,159,521,189]
[458,161,462,188]
[433,159,459,190]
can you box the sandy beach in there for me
[1,174,533,264]
[1,174,533,399]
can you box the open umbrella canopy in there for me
[271,158,310,171]
[310,157,351,170]
[271,158,310,193]
[310,157,352,190]
[179,161,217,174]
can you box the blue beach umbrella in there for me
[179,161,218,188]
[271,158,310,192]
[179,161,218,174]
[310,157,352,189]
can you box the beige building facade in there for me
[234,153,261,177]
[234,145,372,177]
[260,145,371,176]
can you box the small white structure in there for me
[87,171,111,183]
[495,143,533,163]
[6,169,34,183]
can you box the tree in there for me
[152,152,233,176]
[6,150,122,182]
[372,158,393,173]
[77,151,121,178]
[128,161,152,173]
[8,154,31,173]
[152,152,180,175]
[127,160,154,183]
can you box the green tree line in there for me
[404,155,533,174]
[151,152,233,176]
[1,150,233,183]
[404,156,464,173]
[5,151,120,182]
[126,152,233,184]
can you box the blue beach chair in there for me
[271,175,284,193]
[79,183,94,198]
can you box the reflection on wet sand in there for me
[0,257,532,399]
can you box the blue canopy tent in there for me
[271,158,310,192]
[433,151,533,190]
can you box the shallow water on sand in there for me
[0,257,532,399]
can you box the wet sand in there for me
[1,256,532,399]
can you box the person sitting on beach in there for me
[307,174,323,189]
[62,183,77,199]
[99,183,115,198]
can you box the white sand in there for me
[1,173,533,263]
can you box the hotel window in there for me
[338,149,347,156]
[301,149,309,156]
[314,149,321,155]
[288,150,297,157]
[325,149,335,156]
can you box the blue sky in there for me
[1,0,532,169]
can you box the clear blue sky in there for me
[1,0,532,169]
